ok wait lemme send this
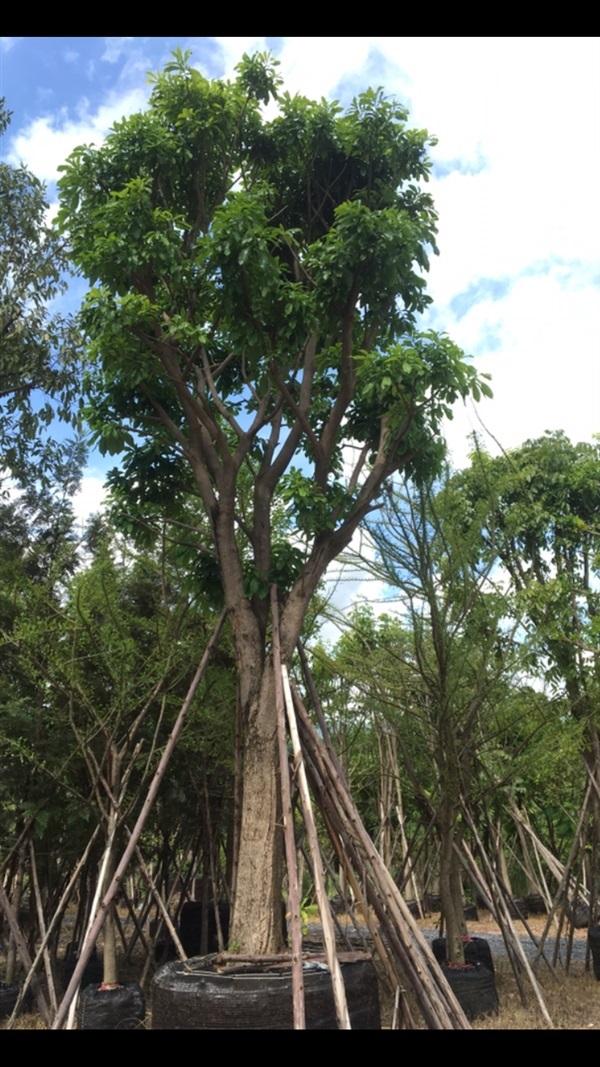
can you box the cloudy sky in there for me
[1,36,598,538]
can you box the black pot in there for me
[61,942,103,991]
[151,952,380,1029]
[506,897,529,920]
[178,899,288,956]
[440,961,499,1021]
[77,982,146,1030]
[405,899,422,918]
[0,981,32,1020]
[567,900,593,928]
[423,893,442,913]
[432,935,494,975]
[178,900,231,956]
[525,893,547,915]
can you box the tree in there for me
[455,433,600,900]
[0,100,84,487]
[57,49,487,953]
[337,473,524,961]
[1,506,235,982]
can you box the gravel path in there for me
[304,923,591,963]
[420,928,590,963]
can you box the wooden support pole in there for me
[461,805,554,1028]
[271,587,305,1029]
[51,609,226,1031]
[281,664,351,1029]
[0,879,51,1026]
[293,683,470,1030]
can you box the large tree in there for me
[57,49,487,953]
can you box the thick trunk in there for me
[228,657,284,953]
[227,593,308,954]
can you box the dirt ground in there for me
[3,909,599,1030]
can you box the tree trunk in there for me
[439,804,466,965]
[6,844,26,983]
[225,582,312,954]
[228,650,284,954]
[437,718,467,964]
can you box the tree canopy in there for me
[454,433,600,716]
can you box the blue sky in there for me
[1,36,598,534]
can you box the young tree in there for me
[343,475,522,961]
[57,50,487,953]
[0,101,84,488]
[456,433,600,897]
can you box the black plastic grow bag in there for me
[432,935,495,975]
[440,961,499,1020]
[77,982,146,1030]
[151,952,380,1029]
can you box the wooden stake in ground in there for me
[51,610,226,1031]
[293,683,470,1030]
[271,587,305,1029]
[0,879,51,1026]
[460,803,554,1028]
[281,663,351,1029]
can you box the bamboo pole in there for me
[133,842,186,960]
[65,814,119,1030]
[303,725,466,1029]
[514,785,594,963]
[4,826,101,1029]
[458,837,528,1001]
[302,730,465,1029]
[0,879,51,1026]
[28,840,58,1015]
[460,806,554,1027]
[293,685,470,1029]
[51,609,226,1030]
[271,588,305,1028]
[281,663,351,1029]
[5,842,26,984]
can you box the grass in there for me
[474,956,600,1029]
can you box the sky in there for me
[1,36,599,621]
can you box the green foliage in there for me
[0,503,236,870]
[56,51,487,621]
[0,99,85,487]
[455,433,600,708]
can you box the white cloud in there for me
[0,36,21,52]
[102,37,136,63]
[8,86,150,183]
[442,272,600,468]
[321,524,389,647]
[211,37,268,76]
[71,474,107,527]
[269,37,373,100]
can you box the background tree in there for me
[455,432,600,912]
[338,472,526,960]
[0,100,84,488]
[57,50,487,953]
[1,505,236,981]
